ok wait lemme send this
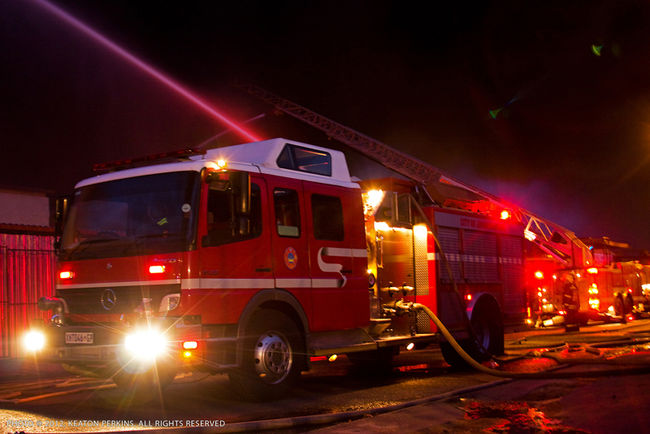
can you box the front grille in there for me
[57,284,180,314]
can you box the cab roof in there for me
[76,138,358,189]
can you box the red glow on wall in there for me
[0,234,56,357]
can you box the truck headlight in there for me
[23,330,46,352]
[123,328,169,362]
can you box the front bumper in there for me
[31,322,238,373]
[40,324,128,367]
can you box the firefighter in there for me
[562,273,580,331]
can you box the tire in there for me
[470,304,504,357]
[441,296,503,369]
[229,310,303,400]
[440,339,480,369]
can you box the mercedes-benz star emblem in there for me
[100,288,117,311]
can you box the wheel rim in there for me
[254,331,293,384]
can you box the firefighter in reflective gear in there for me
[562,273,580,331]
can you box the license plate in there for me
[65,332,94,344]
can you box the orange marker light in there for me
[216,159,228,170]
[500,210,510,220]
[149,265,165,274]
[534,271,544,280]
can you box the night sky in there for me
[1,1,648,247]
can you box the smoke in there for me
[447,167,592,235]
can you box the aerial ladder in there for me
[236,82,593,269]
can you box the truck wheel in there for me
[471,304,504,356]
[440,339,482,369]
[469,296,504,356]
[229,310,302,400]
[441,296,503,369]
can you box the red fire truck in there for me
[526,238,650,328]
[581,238,650,317]
[26,138,505,398]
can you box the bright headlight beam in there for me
[23,330,46,352]
[124,328,168,361]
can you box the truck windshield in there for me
[60,171,200,260]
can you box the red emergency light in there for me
[183,341,198,350]
[59,270,74,280]
[148,265,166,274]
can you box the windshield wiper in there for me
[134,233,181,240]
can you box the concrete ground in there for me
[313,372,650,433]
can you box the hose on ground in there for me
[402,300,650,379]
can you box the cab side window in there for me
[274,188,300,237]
[312,194,344,241]
[276,144,332,176]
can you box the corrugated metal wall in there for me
[0,233,55,358]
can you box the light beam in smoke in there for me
[32,0,261,142]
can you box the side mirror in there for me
[230,172,250,216]
[54,196,69,252]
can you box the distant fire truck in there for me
[26,138,507,397]
[526,237,650,327]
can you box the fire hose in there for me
[406,199,650,377]
[131,305,650,434]
[397,299,650,378]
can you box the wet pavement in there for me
[3,320,650,433]
[313,321,650,433]
[313,373,650,433]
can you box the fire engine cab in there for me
[28,138,503,398]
